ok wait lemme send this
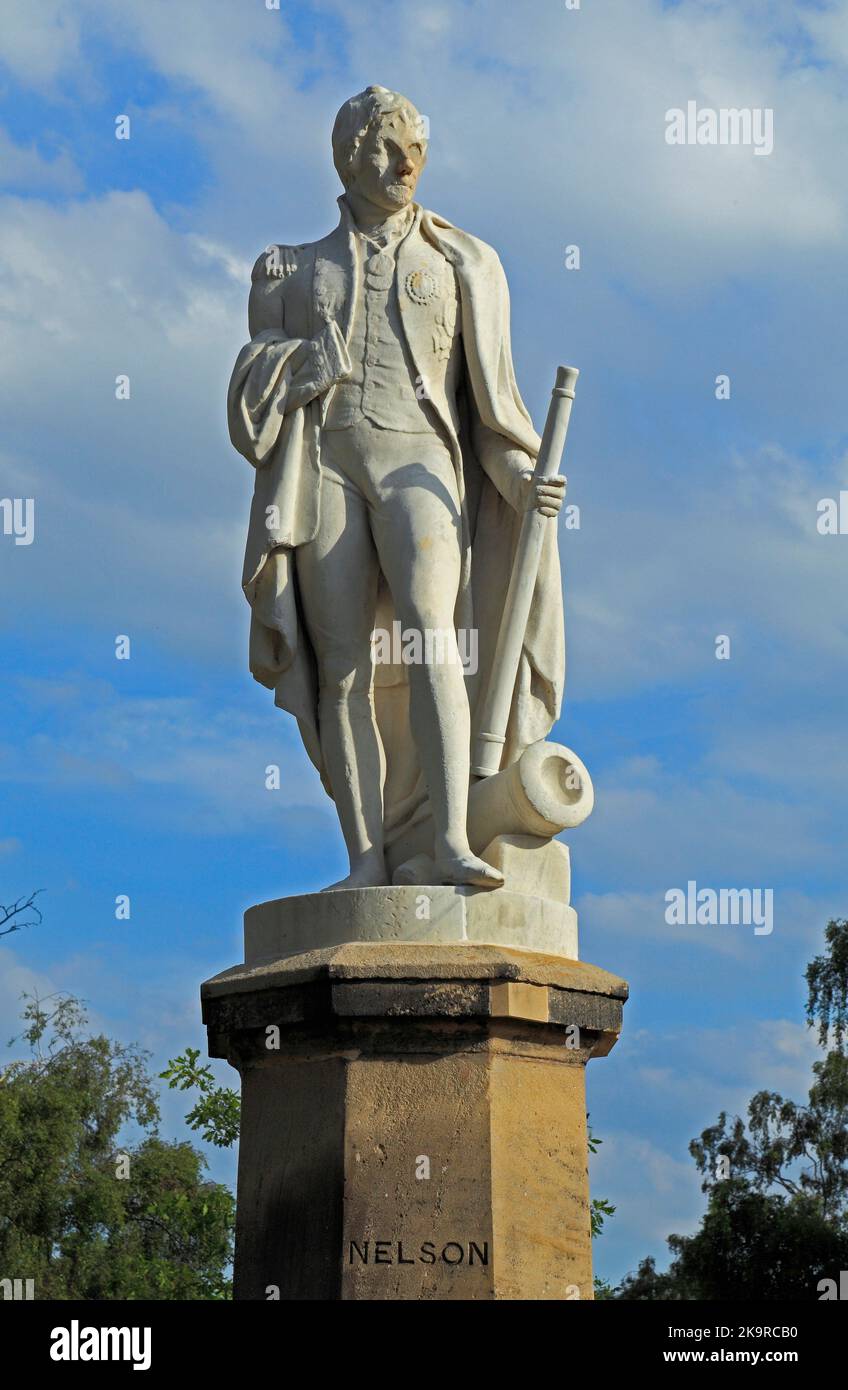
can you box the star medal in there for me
[405,268,439,305]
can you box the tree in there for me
[614,918,848,1300]
[616,1185,848,1301]
[160,1047,240,1149]
[0,993,234,1299]
[690,1051,848,1223]
[806,916,848,1050]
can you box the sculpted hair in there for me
[332,85,427,187]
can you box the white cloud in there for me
[0,1,84,89]
[563,443,848,702]
[1,674,331,837]
[0,187,252,661]
[4,1,844,277]
[0,126,82,194]
[309,0,848,289]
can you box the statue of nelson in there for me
[228,86,567,890]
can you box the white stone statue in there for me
[228,85,586,894]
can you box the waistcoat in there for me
[324,222,459,434]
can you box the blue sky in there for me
[1,0,847,1286]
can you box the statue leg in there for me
[296,470,386,889]
[368,448,503,890]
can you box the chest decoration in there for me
[431,293,458,361]
[404,267,440,305]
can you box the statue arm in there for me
[454,241,543,513]
[248,252,287,338]
[246,249,350,413]
[229,252,351,466]
[470,417,535,513]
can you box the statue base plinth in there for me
[202,919,627,1301]
[245,881,577,964]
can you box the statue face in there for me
[349,109,426,212]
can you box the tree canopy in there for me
[613,918,848,1300]
[0,993,234,1299]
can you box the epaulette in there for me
[252,244,302,283]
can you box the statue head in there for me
[332,85,428,214]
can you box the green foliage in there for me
[616,1184,848,1302]
[159,1047,240,1149]
[587,1121,616,1238]
[590,1197,616,1239]
[613,1256,680,1301]
[690,1050,848,1222]
[0,994,234,1299]
[806,917,848,1050]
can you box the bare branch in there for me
[0,890,44,939]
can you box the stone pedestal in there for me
[202,928,627,1301]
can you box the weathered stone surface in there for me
[202,941,627,1300]
[244,884,578,964]
[480,832,571,904]
[206,938,626,997]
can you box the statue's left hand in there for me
[520,470,567,517]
